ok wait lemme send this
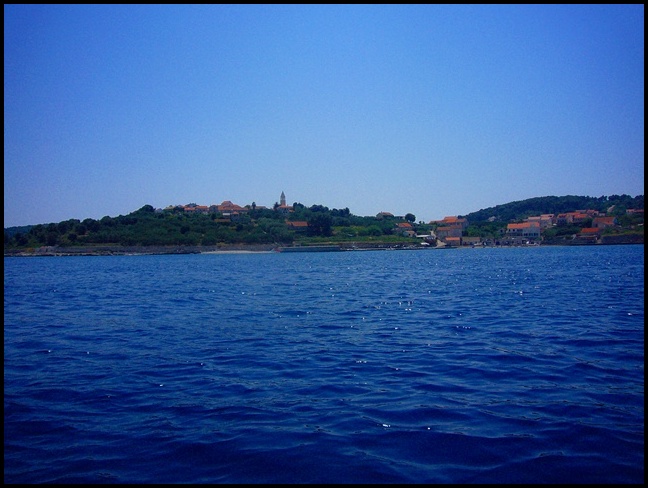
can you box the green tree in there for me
[14,233,28,246]
[135,204,155,215]
[361,225,382,236]
[307,213,333,237]
[46,232,59,246]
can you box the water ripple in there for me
[4,246,644,483]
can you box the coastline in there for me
[3,244,277,257]
[4,235,643,257]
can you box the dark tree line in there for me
[464,195,643,223]
[4,202,413,248]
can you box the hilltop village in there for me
[153,192,643,248]
[4,192,644,255]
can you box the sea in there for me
[4,245,644,484]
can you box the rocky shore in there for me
[3,244,277,257]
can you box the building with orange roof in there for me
[506,222,541,239]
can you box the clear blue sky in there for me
[4,4,644,227]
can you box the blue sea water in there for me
[4,245,644,484]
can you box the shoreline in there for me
[3,244,276,257]
[4,237,644,257]
[200,250,274,254]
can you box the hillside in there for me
[4,194,644,251]
[463,194,643,222]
